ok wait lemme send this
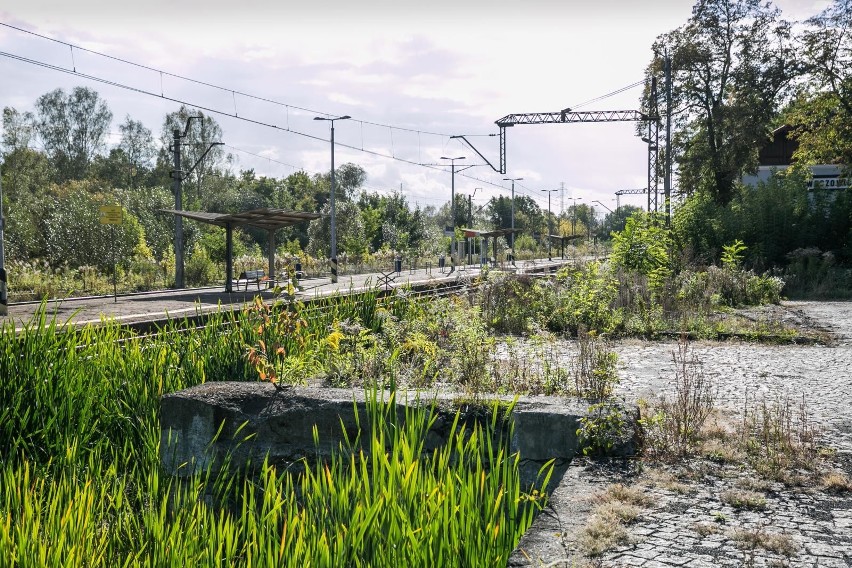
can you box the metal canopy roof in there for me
[457,228,520,238]
[161,208,321,230]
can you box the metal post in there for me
[441,156,466,269]
[664,53,672,224]
[330,122,338,283]
[503,177,522,260]
[542,189,558,261]
[314,115,351,284]
[451,162,455,264]
[0,163,7,316]
[172,128,183,288]
[225,223,233,293]
[268,229,275,289]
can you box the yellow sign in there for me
[99,205,123,225]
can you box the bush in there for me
[551,262,621,335]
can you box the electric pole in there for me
[664,53,672,224]
[0,163,7,316]
[172,128,183,288]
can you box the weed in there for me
[820,472,852,493]
[731,528,798,557]
[739,393,821,482]
[578,482,651,557]
[694,522,722,536]
[720,489,768,510]
[573,329,619,400]
[639,337,715,459]
[577,403,629,457]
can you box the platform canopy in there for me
[161,208,321,292]
[162,208,320,231]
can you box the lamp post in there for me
[592,200,613,214]
[542,189,558,261]
[440,156,466,267]
[314,115,351,284]
[503,177,522,260]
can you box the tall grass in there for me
[0,304,548,566]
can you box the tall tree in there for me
[650,0,796,204]
[160,106,224,206]
[34,87,113,182]
[786,0,852,167]
[118,116,156,188]
[2,107,36,153]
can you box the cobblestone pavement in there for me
[612,302,852,453]
[513,302,852,567]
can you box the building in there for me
[741,125,848,190]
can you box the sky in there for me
[0,0,831,216]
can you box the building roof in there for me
[160,208,321,230]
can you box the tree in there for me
[598,205,644,240]
[160,106,224,206]
[34,87,113,182]
[118,116,156,188]
[786,0,852,167]
[307,200,367,259]
[43,183,146,270]
[2,107,36,153]
[650,0,796,204]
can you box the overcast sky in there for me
[0,0,830,214]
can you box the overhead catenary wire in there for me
[1,22,642,210]
[0,22,464,138]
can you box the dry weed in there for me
[820,471,852,493]
[731,528,798,557]
[577,511,631,557]
[720,489,767,510]
[693,522,723,537]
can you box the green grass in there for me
[0,303,549,567]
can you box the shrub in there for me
[552,262,621,335]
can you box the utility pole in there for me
[441,156,466,268]
[0,163,7,316]
[170,115,222,289]
[503,177,522,261]
[542,189,558,261]
[664,53,672,224]
[172,127,183,288]
[560,182,565,220]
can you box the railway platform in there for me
[1,258,573,331]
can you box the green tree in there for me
[160,106,225,206]
[786,0,852,167]
[118,116,156,188]
[2,107,36,153]
[650,0,796,203]
[611,212,673,286]
[307,200,367,259]
[43,184,147,270]
[598,205,643,240]
[34,87,113,182]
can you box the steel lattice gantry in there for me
[453,103,664,212]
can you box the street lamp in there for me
[440,156,466,267]
[314,115,351,283]
[503,177,523,260]
[542,189,558,261]
[592,200,613,214]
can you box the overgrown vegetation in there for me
[0,303,553,566]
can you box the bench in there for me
[236,269,270,291]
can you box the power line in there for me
[569,80,645,109]
[0,21,464,139]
